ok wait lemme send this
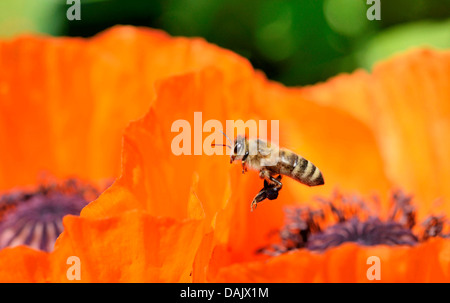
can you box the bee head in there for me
[230,136,248,164]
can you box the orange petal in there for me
[81,69,250,220]
[187,173,206,220]
[212,238,450,282]
[0,246,48,282]
[192,231,215,283]
[49,211,206,282]
[0,26,253,190]
[302,49,450,218]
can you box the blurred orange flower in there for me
[0,26,449,282]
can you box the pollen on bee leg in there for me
[0,178,104,252]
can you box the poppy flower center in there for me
[306,217,418,250]
[0,179,101,252]
[259,190,449,255]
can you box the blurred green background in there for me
[0,0,449,85]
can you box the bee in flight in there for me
[213,133,324,211]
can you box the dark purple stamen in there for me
[306,217,418,251]
[0,179,100,252]
[257,190,447,256]
[421,215,449,240]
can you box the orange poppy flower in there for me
[0,26,256,274]
[0,26,449,282]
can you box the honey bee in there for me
[214,134,324,211]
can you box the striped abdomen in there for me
[271,148,324,186]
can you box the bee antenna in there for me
[219,130,234,146]
[211,143,232,149]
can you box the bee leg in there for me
[242,162,248,174]
[251,186,269,212]
[269,175,282,189]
